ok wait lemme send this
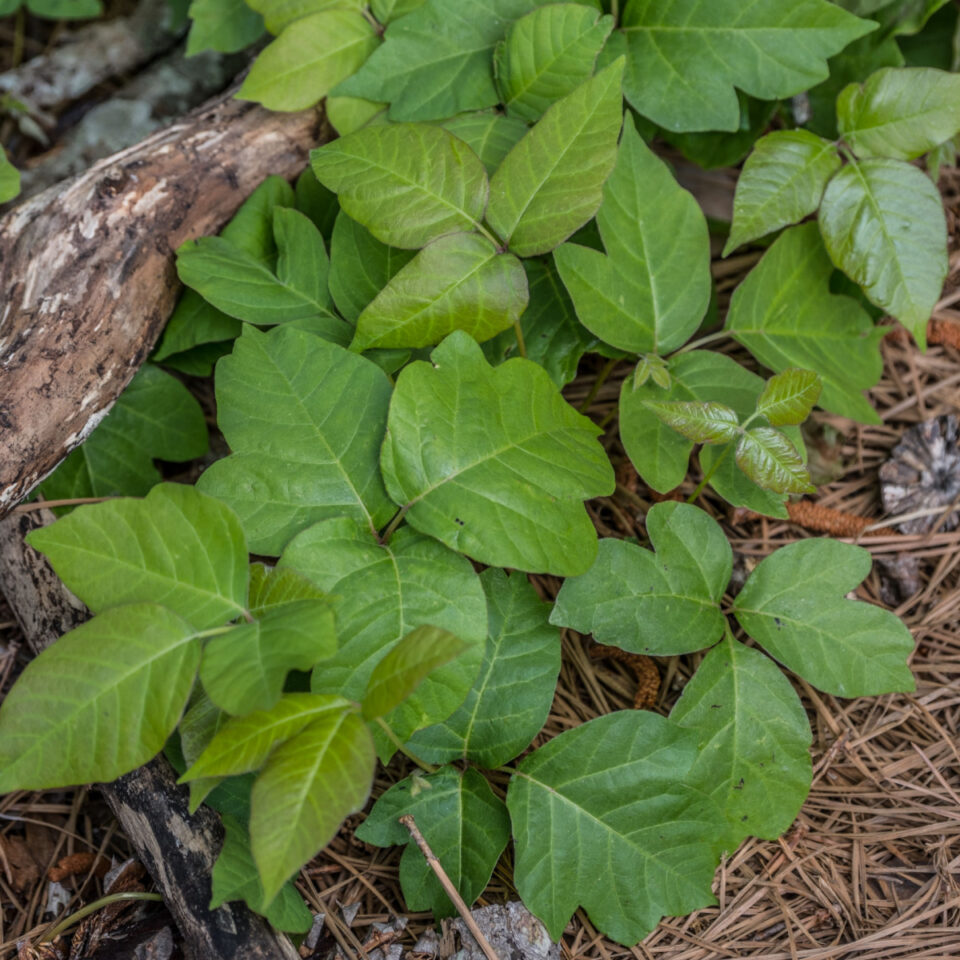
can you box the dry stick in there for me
[398,815,501,960]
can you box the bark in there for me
[0,89,324,514]
[0,509,301,960]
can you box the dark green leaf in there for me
[186,0,263,55]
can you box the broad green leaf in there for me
[248,564,326,614]
[280,517,487,711]
[734,539,916,696]
[200,600,337,715]
[311,124,489,249]
[371,0,425,22]
[700,440,799,518]
[507,711,725,944]
[495,4,614,123]
[444,111,529,175]
[211,816,312,933]
[482,256,596,387]
[328,212,415,324]
[246,0,362,34]
[876,0,953,37]
[274,207,331,308]
[186,0,264,55]
[554,114,711,354]
[726,223,884,424]
[39,364,208,505]
[756,369,821,426]
[642,401,740,445]
[153,291,241,366]
[294,167,339,245]
[356,767,510,917]
[620,0,874,132]
[182,693,353,780]
[326,96,386,135]
[251,709,376,902]
[197,325,394,555]
[26,484,248,630]
[353,233,528,350]
[819,157,946,348]
[380,332,614,575]
[179,690,230,813]
[362,626,467,721]
[26,0,102,16]
[735,427,814,494]
[671,635,812,843]
[487,60,624,257]
[724,130,841,254]
[0,147,20,204]
[0,604,200,791]
[551,502,731,655]
[238,10,378,111]
[409,569,559,767]
[838,66,960,160]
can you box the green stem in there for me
[579,357,618,413]
[513,317,528,358]
[671,330,731,356]
[611,0,619,25]
[687,446,731,504]
[476,220,504,250]
[12,9,25,68]
[41,893,163,943]
[196,625,236,640]
[375,718,438,773]
[380,505,408,544]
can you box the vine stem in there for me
[687,445,731,504]
[40,892,163,943]
[379,505,409,544]
[671,330,731,355]
[513,318,528,358]
[579,357,618,413]
[375,718,437,773]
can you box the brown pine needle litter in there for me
[3,176,960,960]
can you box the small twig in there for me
[398,815,500,960]
[14,496,114,513]
[39,892,163,943]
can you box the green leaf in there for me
[251,708,376,902]
[238,10,378,111]
[279,517,487,710]
[554,114,711,354]
[756,369,822,426]
[153,291,242,366]
[487,59,624,257]
[275,207,331,307]
[734,539,916,696]
[551,502,731,655]
[642,401,741,445]
[507,711,724,944]
[620,0,874,132]
[356,767,510,917]
[328,212,415,324]
[380,332,614,575]
[495,4,614,123]
[443,111,529,175]
[371,0,425,22]
[179,691,230,813]
[725,130,841,254]
[726,223,884,424]
[294,167,340,245]
[26,0,102,17]
[671,634,812,843]
[40,364,208,505]
[211,816,312,933]
[200,600,337,715]
[353,233,528,350]
[409,568,560,767]
[735,427,814,494]
[0,147,20,204]
[818,157,946,348]
[197,325,395,555]
[0,604,200,791]
[311,123,489,249]
[248,564,326,614]
[837,66,960,160]
[362,625,467,722]
[326,96,387,135]
[246,0,363,34]
[26,484,248,630]
[186,0,264,55]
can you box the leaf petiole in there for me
[374,717,438,773]
[687,445,731,503]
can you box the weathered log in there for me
[0,509,301,960]
[0,89,324,514]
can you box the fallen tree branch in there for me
[0,508,300,960]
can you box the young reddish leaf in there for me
[735,427,815,495]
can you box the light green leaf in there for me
[734,539,916,696]
[356,767,510,917]
[507,711,724,944]
[554,115,711,354]
[0,147,20,204]
[0,604,200,791]
[726,223,884,424]
[381,332,614,575]
[725,130,841,254]
[495,4,614,123]
[819,157,946,348]
[444,111,529,175]
[197,325,394,555]
[248,564,326,615]
[756,369,821,426]
[551,501,731,655]
[26,484,248,630]
[328,212,415,324]
[238,9,378,111]
[671,634,812,843]
[838,66,960,160]
[200,600,337,716]
[251,710,376,901]
[186,0,264,55]
[179,690,230,813]
[487,59,624,257]
[620,0,874,132]
[26,0,102,17]
[311,123,489,249]
[353,233,528,350]
[736,427,814,494]
[152,291,241,367]
[409,569,561,767]
[246,0,362,34]
[643,401,740,445]
[326,95,387,135]
[371,0,425,22]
